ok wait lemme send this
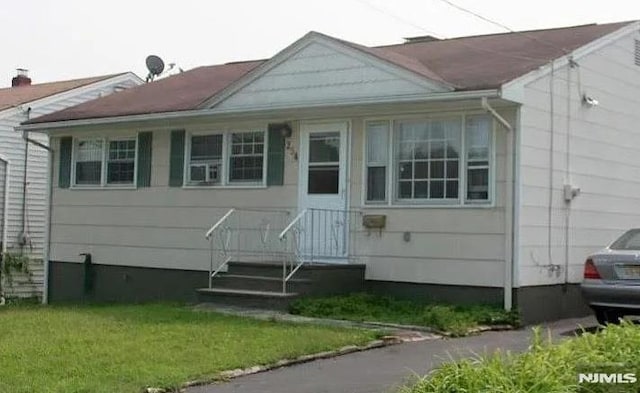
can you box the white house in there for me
[20,21,640,323]
[0,71,142,298]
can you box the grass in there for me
[0,303,377,393]
[289,293,519,336]
[399,320,640,393]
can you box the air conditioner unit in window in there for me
[189,161,220,184]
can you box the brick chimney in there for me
[11,69,31,87]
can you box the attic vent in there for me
[635,39,640,66]
[404,35,441,44]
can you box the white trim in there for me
[202,32,452,110]
[183,127,268,188]
[19,90,500,132]
[501,22,640,100]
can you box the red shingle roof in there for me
[26,21,635,124]
[0,74,125,112]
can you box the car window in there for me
[610,230,640,250]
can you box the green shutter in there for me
[169,129,185,187]
[58,137,73,188]
[136,132,152,187]
[267,124,286,186]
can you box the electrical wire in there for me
[434,0,570,54]
[352,0,555,62]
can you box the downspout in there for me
[0,155,10,305]
[42,145,53,304]
[482,97,515,311]
[20,107,32,251]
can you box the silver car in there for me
[581,229,640,324]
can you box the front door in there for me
[298,121,349,262]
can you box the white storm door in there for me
[298,121,349,262]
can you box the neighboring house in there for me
[21,21,640,323]
[0,70,142,298]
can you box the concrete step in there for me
[196,287,298,310]
[210,273,311,293]
[226,261,366,280]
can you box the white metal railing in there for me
[205,207,362,294]
[278,207,362,292]
[205,208,291,289]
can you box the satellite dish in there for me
[145,55,165,82]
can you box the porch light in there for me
[280,123,293,138]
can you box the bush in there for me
[289,293,519,336]
[400,321,640,393]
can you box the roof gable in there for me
[207,32,453,111]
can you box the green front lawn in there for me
[289,293,519,336]
[0,303,376,393]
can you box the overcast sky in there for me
[2,0,639,87]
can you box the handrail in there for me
[205,208,235,239]
[278,209,307,241]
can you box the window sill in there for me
[361,202,495,209]
[69,185,137,190]
[181,184,267,190]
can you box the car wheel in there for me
[594,307,622,325]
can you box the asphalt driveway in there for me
[187,316,596,393]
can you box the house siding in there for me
[215,41,442,111]
[48,103,514,290]
[518,29,640,287]
[0,75,141,298]
[348,109,513,288]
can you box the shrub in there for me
[400,321,640,393]
[289,293,519,335]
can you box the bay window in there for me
[364,114,493,205]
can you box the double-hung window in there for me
[465,115,491,202]
[229,132,265,182]
[75,139,104,185]
[365,121,389,202]
[107,139,136,184]
[364,114,493,205]
[188,134,223,185]
[186,130,266,186]
[73,137,137,186]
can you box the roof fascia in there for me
[20,89,499,132]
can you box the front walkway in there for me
[187,316,595,393]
